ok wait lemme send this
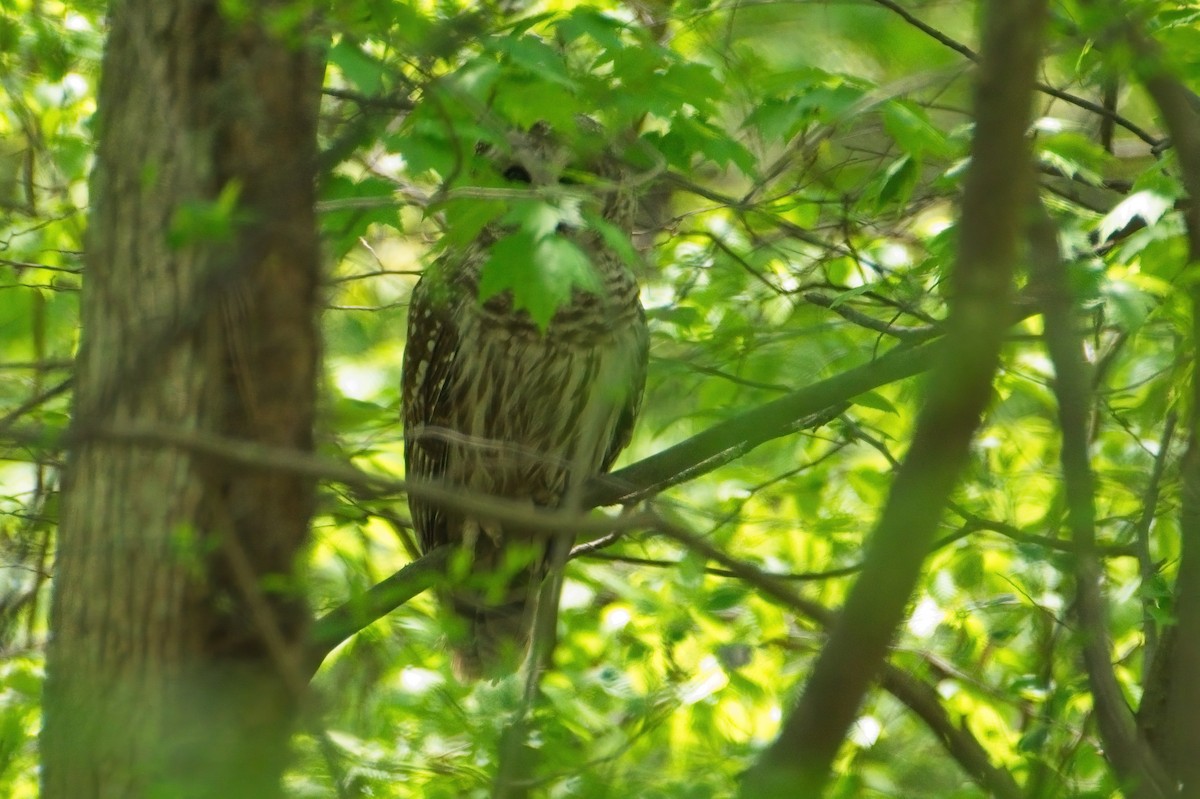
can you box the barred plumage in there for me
[402,124,649,678]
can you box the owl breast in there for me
[444,280,646,509]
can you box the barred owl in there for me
[401,123,649,678]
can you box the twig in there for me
[321,87,415,112]
[1116,14,1200,789]
[577,550,862,582]
[877,664,1024,799]
[643,509,1022,799]
[0,378,72,436]
[803,292,938,341]
[593,340,938,505]
[739,2,1046,793]
[865,0,1160,147]
[1030,199,1172,797]
[0,360,74,370]
[1133,412,1176,673]
[88,422,656,539]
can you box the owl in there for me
[401,122,649,678]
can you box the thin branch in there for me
[1118,15,1200,790]
[803,292,938,341]
[1133,412,1176,673]
[0,258,82,274]
[321,87,415,112]
[739,2,1046,793]
[865,0,1161,147]
[645,510,1022,799]
[864,0,976,60]
[646,509,832,624]
[948,506,1139,559]
[217,507,309,700]
[593,340,938,506]
[0,378,72,436]
[306,547,449,677]
[577,550,862,582]
[653,355,793,393]
[1031,201,1172,798]
[0,360,74,370]
[89,422,653,539]
[877,665,1024,799]
[493,383,620,799]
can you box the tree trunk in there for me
[41,3,324,798]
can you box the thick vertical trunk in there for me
[42,3,323,798]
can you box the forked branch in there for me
[739,1,1046,793]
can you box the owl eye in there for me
[503,164,532,183]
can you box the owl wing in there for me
[402,275,461,553]
[600,307,650,475]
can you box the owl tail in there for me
[447,591,539,681]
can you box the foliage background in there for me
[1,0,1196,796]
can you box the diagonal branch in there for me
[305,547,449,679]
[76,335,935,677]
[66,338,939,518]
[865,0,1160,147]
[738,1,1047,794]
[647,511,1022,799]
[876,666,1023,799]
[592,339,937,505]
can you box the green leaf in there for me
[320,175,401,259]
[1036,130,1112,184]
[1017,725,1051,753]
[659,61,724,114]
[874,154,919,209]
[557,8,627,51]
[666,117,757,176]
[329,396,392,431]
[389,117,479,179]
[503,199,578,239]
[492,34,575,87]
[478,231,599,331]
[829,283,875,306]
[438,196,506,248]
[328,39,385,95]
[493,80,582,132]
[855,391,897,414]
[744,97,809,143]
[704,584,747,614]
[583,209,640,267]
[798,82,870,124]
[882,101,953,158]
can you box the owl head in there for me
[479,118,639,233]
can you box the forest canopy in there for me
[3,0,1200,797]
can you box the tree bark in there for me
[41,3,324,798]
